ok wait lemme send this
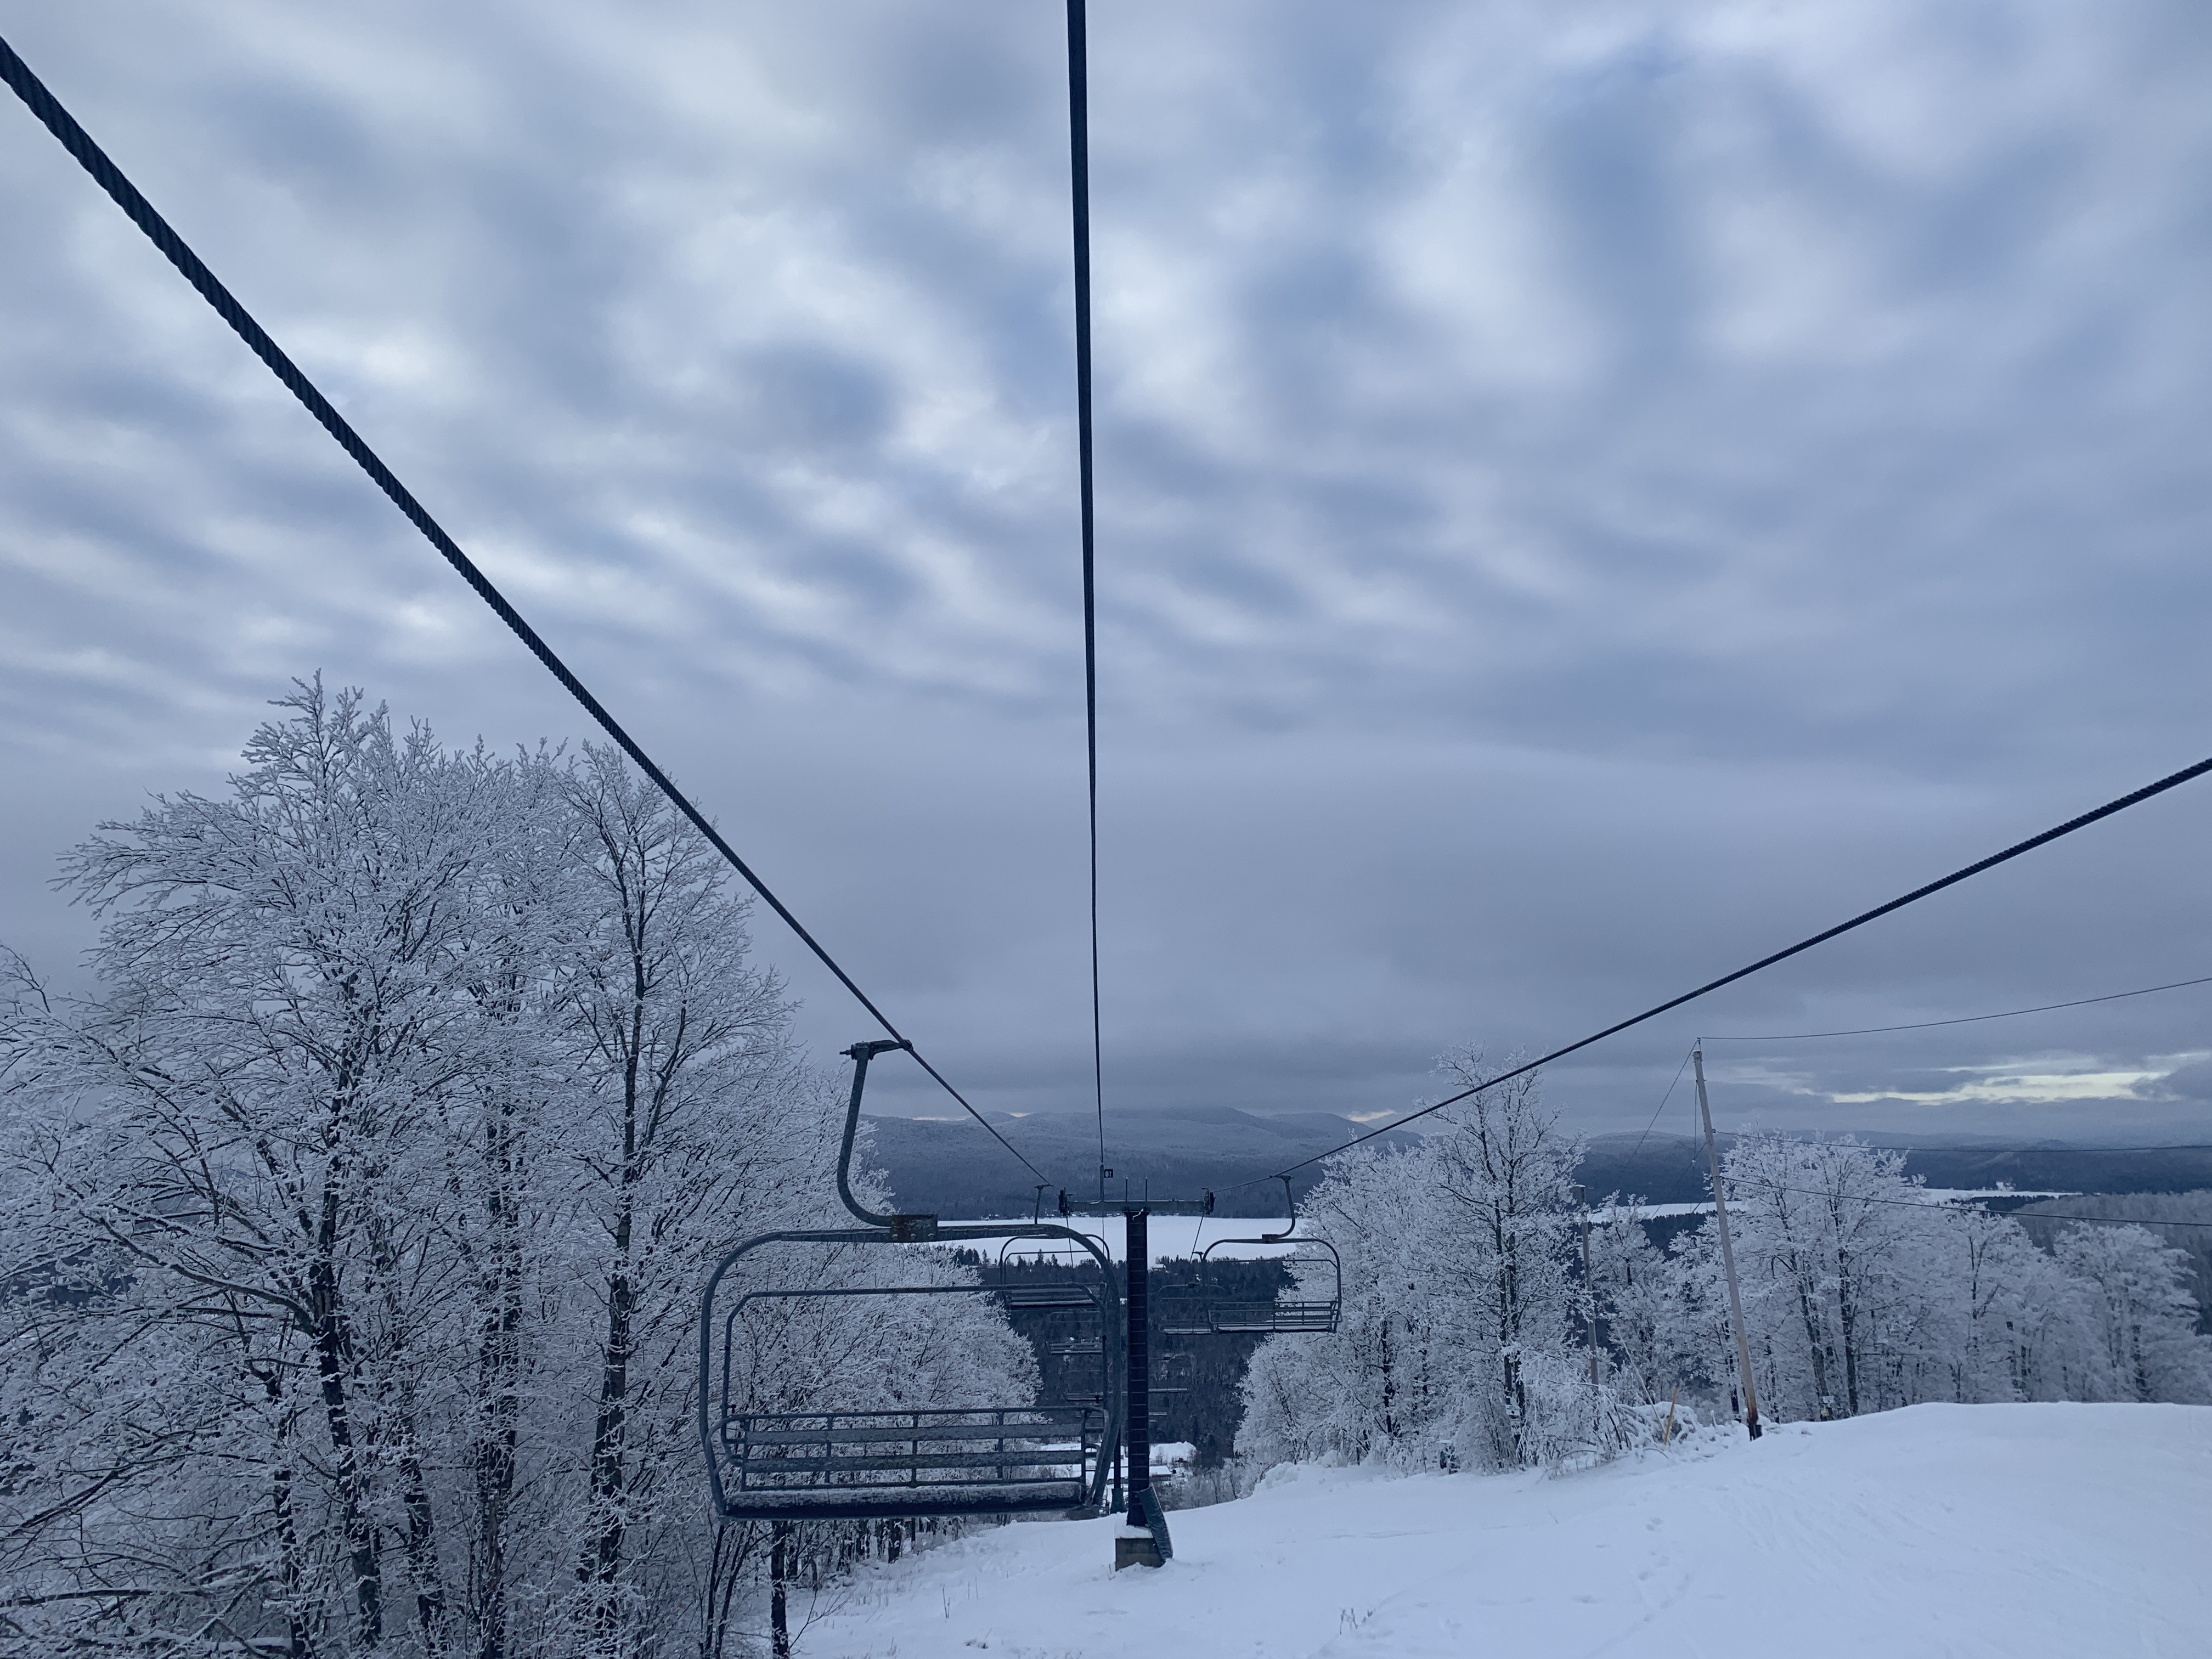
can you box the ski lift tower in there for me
[1058,1188,1215,1570]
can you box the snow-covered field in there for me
[796,1403,2210,1658]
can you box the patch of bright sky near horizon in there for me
[2,1,2211,1173]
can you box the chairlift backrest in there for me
[998,1234,1110,1269]
[719,1278,1110,1407]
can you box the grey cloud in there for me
[2153,1062,2212,1105]
[2,1,2211,1161]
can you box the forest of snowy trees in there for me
[5,683,2210,1656]
[0,684,1034,1659]
[1240,1048,2212,1478]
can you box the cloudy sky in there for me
[3,0,2210,1174]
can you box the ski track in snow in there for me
[797,1403,2210,1659]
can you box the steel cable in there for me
[0,32,1058,1190]
[1240,751,2212,1189]
[1065,0,1108,1198]
[1702,972,2212,1042]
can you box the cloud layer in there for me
[3,1,2210,1176]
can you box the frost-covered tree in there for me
[1655,1136,2212,1426]
[1588,1201,1705,1407]
[1242,1053,1630,1476]
[0,681,1039,1659]
[2053,1223,2212,1404]
[552,747,812,1656]
[1240,1111,2212,1482]
[0,684,528,1654]
[1705,1136,1944,1418]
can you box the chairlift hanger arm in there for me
[836,1039,928,1235]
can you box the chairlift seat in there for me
[719,1406,1102,1520]
[1000,1284,1106,1311]
[1207,1299,1341,1334]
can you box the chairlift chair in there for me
[995,1236,1115,1311]
[715,1281,1114,1521]
[1198,1232,1343,1333]
[1166,1184,1344,1336]
[698,1040,1126,1522]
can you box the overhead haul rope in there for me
[1702,970,2212,1042]
[1065,0,1108,1195]
[1240,752,2212,1189]
[0,34,1058,1190]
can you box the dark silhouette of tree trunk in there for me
[470,1100,526,1659]
[770,1523,792,1659]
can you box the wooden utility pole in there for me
[1572,1184,1600,1392]
[1694,1048,1762,1440]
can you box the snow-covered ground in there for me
[795,1403,2210,1658]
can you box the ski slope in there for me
[797,1403,2210,1658]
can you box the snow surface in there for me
[794,1403,2209,1658]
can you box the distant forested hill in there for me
[864,1107,1422,1216]
[1579,1133,2212,1204]
[872,1114,2212,1218]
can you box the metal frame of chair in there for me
[1196,1232,1343,1333]
[697,1040,1125,1522]
[1160,1182,1343,1336]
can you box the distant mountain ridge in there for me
[862,1107,1422,1217]
[1578,1133,2212,1205]
[866,1111,2212,1218]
